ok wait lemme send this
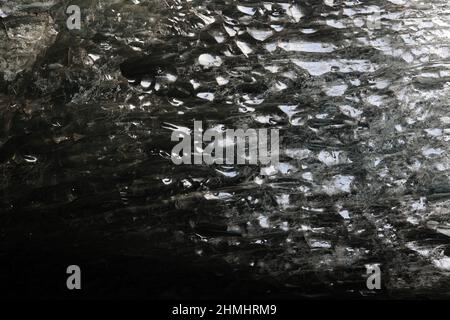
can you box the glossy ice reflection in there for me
[1,0,450,297]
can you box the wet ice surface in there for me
[1,0,450,298]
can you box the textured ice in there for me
[2,0,450,299]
